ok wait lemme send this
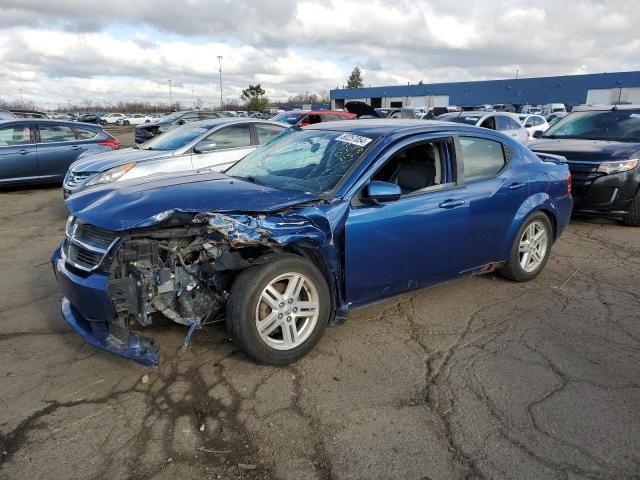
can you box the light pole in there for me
[168,79,173,110]
[217,55,223,110]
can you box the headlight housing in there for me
[597,159,639,175]
[65,215,76,237]
[86,163,136,186]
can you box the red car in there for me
[271,110,356,127]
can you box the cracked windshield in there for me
[226,129,377,194]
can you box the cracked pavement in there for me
[1,187,639,480]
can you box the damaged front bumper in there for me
[52,246,159,367]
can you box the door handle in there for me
[71,145,81,150]
[508,182,526,191]
[439,199,465,209]
[17,149,30,155]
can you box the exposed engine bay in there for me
[106,222,277,349]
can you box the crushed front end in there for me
[52,210,332,367]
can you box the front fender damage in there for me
[104,209,334,367]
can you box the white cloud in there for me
[0,0,638,107]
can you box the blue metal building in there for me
[330,71,640,109]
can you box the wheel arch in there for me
[500,192,559,259]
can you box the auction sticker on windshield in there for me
[335,133,373,147]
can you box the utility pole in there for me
[168,79,173,110]
[217,55,223,110]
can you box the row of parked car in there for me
[2,97,626,368]
[2,104,639,227]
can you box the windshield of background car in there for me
[140,124,209,150]
[543,110,640,142]
[439,113,480,125]
[159,112,183,124]
[374,108,391,117]
[226,129,377,195]
[271,112,305,125]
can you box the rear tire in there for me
[499,212,553,282]
[225,254,330,365]
[624,192,640,227]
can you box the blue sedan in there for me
[52,120,573,366]
[0,119,118,186]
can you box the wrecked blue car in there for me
[52,120,573,366]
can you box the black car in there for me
[529,105,640,226]
[75,113,100,124]
[134,110,222,144]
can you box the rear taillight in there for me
[567,170,572,197]
[98,137,119,150]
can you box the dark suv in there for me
[135,110,222,144]
[529,105,640,226]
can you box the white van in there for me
[542,103,566,115]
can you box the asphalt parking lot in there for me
[0,187,639,480]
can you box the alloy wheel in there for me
[254,272,319,350]
[518,220,548,273]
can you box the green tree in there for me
[346,67,364,88]
[241,84,269,111]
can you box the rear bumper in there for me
[571,167,640,216]
[52,246,159,367]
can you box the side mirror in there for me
[532,130,543,139]
[193,141,217,154]
[363,181,402,203]
[298,122,310,127]
[177,119,186,125]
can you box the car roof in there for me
[0,118,102,128]
[571,104,640,111]
[303,119,476,136]
[187,118,290,129]
[280,110,348,115]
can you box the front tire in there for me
[624,192,640,226]
[226,254,330,365]
[499,212,553,282]
[123,120,130,125]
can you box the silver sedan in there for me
[436,111,530,144]
[63,118,289,197]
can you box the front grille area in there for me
[75,223,117,249]
[65,217,119,271]
[566,161,605,200]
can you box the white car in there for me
[117,114,151,125]
[517,114,550,139]
[100,113,126,125]
[437,111,529,144]
[63,118,290,196]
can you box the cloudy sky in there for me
[1,0,639,109]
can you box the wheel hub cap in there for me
[255,272,319,350]
[518,221,548,273]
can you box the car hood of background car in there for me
[528,138,640,162]
[72,148,173,173]
[65,171,320,231]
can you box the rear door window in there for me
[496,116,512,131]
[38,124,77,143]
[0,125,32,146]
[204,124,252,149]
[320,114,340,123]
[460,136,506,181]
[255,123,286,144]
